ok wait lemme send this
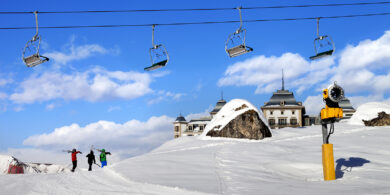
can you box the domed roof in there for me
[175,114,186,122]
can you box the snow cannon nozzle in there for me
[321,81,344,123]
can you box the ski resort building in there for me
[173,97,226,138]
[260,73,306,129]
[339,98,356,119]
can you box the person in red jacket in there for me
[68,148,82,172]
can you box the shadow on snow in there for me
[335,157,370,179]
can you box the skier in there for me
[67,148,82,172]
[86,150,96,171]
[98,149,111,168]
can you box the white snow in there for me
[348,101,390,125]
[201,99,269,137]
[1,102,390,194]
[0,155,69,174]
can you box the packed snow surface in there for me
[349,102,390,125]
[201,98,269,137]
[1,122,390,194]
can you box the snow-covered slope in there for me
[0,155,39,174]
[201,99,269,137]
[1,123,390,194]
[349,102,390,125]
[0,155,70,174]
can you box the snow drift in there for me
[348,102,390,125]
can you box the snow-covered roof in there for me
[201,99,269,137]
[349,102,390,125]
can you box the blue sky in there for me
[1,0,390,162]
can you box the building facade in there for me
[173,114,188,138]
[261,72,305,129]
[173,97,226,138]
[261,89,306,129]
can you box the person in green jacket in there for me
[98,149,111,168]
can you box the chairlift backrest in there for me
[145,44,169,71]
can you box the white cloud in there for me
[348,95,384,109]
[43,37,110,65]
[303,94,385,116]
[218,53,334,94]
[0,78,12,87]
[329,31,390,94]
[13,105,24,112]
[10,67,154,104]
[303,95,323,115]
[147,90,185,105]
[219,30,390,98]
[0,92,7,100]
[23,115,175,158]
[338,31,390,71]
[1,148,69,165]
[107,106,121,112]
[45,103,59,110]
[185,105,213,121]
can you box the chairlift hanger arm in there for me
[236,7,243,33]
[152,24,155,48]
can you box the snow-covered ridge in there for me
[0,154,69,174]
[200,99,269,137]
[348,102,390,125]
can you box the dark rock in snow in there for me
[363,111,390,126]
[206,110,271,140]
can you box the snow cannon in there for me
[320,81,344,181]
[321,82,344,123]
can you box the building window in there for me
[290,118,297,125]
[270,111,273,115]
[200,126,204,131]
[292,110,295,115]
[281,110,284,115]
[189,126,193,131]
[278,118,287,125]
[280,101,285,106]
[175,126,179,132]
[269,119,275,125]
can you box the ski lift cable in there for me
[1,1,390,14]
[1,12,390,30]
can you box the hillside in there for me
[1,122,389,194]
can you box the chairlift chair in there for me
[225,7,253,58]
[22,11,49,67]
[144,25,169,71]
[310,18,335,60]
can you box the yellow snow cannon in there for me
[320,82,344,181]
